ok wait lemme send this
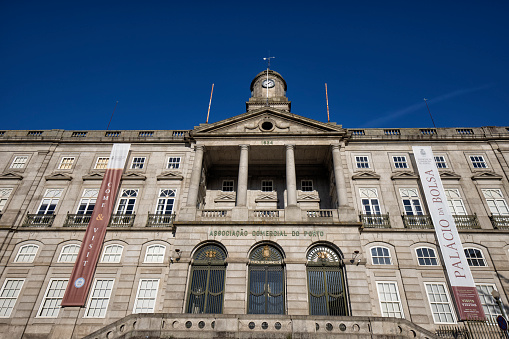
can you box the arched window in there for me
[307,245,348,316]
[144,245,165,263]
[14,244,39,263]
[58,244,80,263]
[186,244,226,314]
[415,247,438,266]
[464,248,487,267]
[370,246,392,265]
[101,244,124,263]
[248,244,285,314]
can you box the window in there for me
[359,188,381,215]
[133,279,159,313]
[425,283,455,323]
[10,156,28,169]
[167,157,181,169]
[116,189,138,214]
[434,156,448,169]
[77,189,99,215]
[444,189,467,215]
[376,282,404,318]
[301,180,313,192]
[248,244,285,314]
[187,245,226,314]
[84,279,114,318]
[37,189,63,215]
[144,245,165,263]
[0,279,24,317]
[416,247,438,266]
[131,157,146,169]
[94,157,109,170]
[58,157,75,170]
[101,244,123,263]
[371,247,392,265]
[155,189,175,215]
[476,284,502,320]
[355,156,370,169]
[307,246,348,316]
[393,156,408,169]
[222,180,234,192]
[482,189,509,216]
[37,279,68,318]
[15,244,39,263]
[58,244,80,263]
[464,248,487,267]
[0,188,13,213]
[261,180,273,192]
[470,155,487,168]
[399,188,423,215]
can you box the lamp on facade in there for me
[491,289,507,318]
[350,251,360,264]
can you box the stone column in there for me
[186,145,204,208]
[331,144,348,207]
[236,145,249,206]
[286,144,297,206]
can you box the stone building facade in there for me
[0,70,508,338]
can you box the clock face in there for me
[262,79,275,88]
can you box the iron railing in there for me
[437,318,508,339]
[453,214,481,229]
[63,213,91,227]
[490,215,509,230]
[402,215,433,229]
[360,213,391,228]
[146,213,175,227]
[109,213,135,227]
[22,213,55,227]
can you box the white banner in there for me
[413,146,484,320]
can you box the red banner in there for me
[61,144,130,307]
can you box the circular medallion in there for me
[74,277,85,288]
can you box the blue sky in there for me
[1,1,508,131]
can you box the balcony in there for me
[453,214,480,229]
[402,215,433,229]
[109,213,135,227]
[146,213,175,228]
[490,215,509,230]
[360,213,391,228]
[22,213,55,227]
[64,213,91,227]
[254,210,281,218]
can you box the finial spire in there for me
[263,55,275,69]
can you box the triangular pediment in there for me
[255,193,278,202]
[122,172,147,181]
[214,193,236,203]
[471,171,503,181]
[297,192,320,202]
[193,108,344,136]
[439,170,461,180]
[352,171,380,180]
[83,172,104,181]
[45,172,73,181]
[156,171,184,181]
[391,171,419,180]
[0,172,23,180]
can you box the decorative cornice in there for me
[0,172,23,180]
[214,194,236,203]
[45,172,73,181]
[156,171,184,181]
[82,172,104,181]
[352,171,380,180]
[391,171,419,180]
[471,171,503,181]
[122,172,147,181]
[255,194,278,202]
[439,170,461,180]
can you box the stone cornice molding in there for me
[45,172,73,181]
[439,170,461,180]
[391,171,419,180]
[156,171,184,181]
[122,172,147,181]
[471,171,503,181]
[0,172,23,180]
[352,171,380,180]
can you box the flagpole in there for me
[206,84,214,124]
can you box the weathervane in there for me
[262,55,275,106]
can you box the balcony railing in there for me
[453,214,480,229]
[146,213,175,227]
[490,215,509,230]
[360,213,391,228]
[307,210,334,218]
[22,213,55,227]
[109,213,135,227]
[64,213,91,227]
[201,210,228,218]
[402,215,433,229]
[254,210,280,218]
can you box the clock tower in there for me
[246,69,291,112]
